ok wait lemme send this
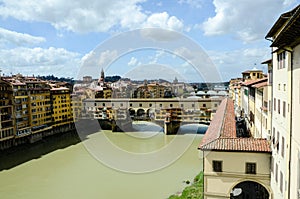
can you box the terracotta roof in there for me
[198,98,271,153]
[242,77,267,86]
[198,98,228,145]
[200,138,271,152]
[252,81,268,88]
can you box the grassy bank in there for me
[168,171,203,199]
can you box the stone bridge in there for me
[81,98,223,134]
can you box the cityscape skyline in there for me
[0,0,299,82]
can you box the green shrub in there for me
[168,171,203,199]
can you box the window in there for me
[212,160,222,172]
[274,98,276,111]
[192,104,195,108]
[129,103,132,107]
[281,136,285,157]
[139,103,142,107]
[180,104,184,108]
[203,104,206,108]
[278,84,281,90]
[120,103,123,107]
[278,99,280,114]
[280,171,283,193]
[149,103,152,107]
[102,103,105,107]
[245,163,256,174]
[170,104,173,108]
[278,51,286,69]
[276,131,280,152]
[275,163,278,182]
[284,84,286,91]
[244,89,248,96]
[283,101,286,117]
[160,104,162,108]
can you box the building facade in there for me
[0,79,14,149]
[0,75,75,149]
[265,5,300,199]
[199,98,271,198]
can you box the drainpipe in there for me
[288,49,293,199]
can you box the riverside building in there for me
[0,74,74,149]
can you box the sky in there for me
[0,0,299,82]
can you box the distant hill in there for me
[38,75,75,84]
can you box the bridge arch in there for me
[229,180,271,199]
[128,108,135,118]
[137,108,146,117]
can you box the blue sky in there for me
[0,0,299,82]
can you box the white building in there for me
[198,98,271,198]
[265,4,300,199]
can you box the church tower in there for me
[101,68,104,80]
[98,68,105,86]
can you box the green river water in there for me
[0,122,204,199]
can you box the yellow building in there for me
[10,79,31,145]
[133,81,168,98]
[198,98,271,198]
[229,78,243,115]
[50,84,73,129]
[242,69,264,82]
[26,79,52,139]
[0,78,14,149]
[241,78,268,136]
[71,91,85,121]
[253,80,269,139]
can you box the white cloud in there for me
[0,1,185,33]
[207,47,270,80]
[98,50,119,67]
[149,50,165,64]
[0,27,45,47]
[174,47,222,82]
[178,0,203,8]
[128,57,138,66]
[124,63,184,82]
[0,47,80,77]
[202,0,297,42]
[144,12,184,31]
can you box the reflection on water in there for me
[0,122,205,199]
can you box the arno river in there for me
[0,122,205,199]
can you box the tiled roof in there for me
[252,81,268,88]
[242,77,267,86]
[198,98,271,153]
[198,98,228,146]
[200,138,271,152]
